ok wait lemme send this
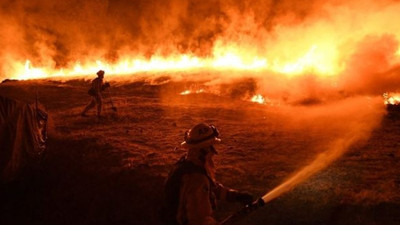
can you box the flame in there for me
[21,60,47,80]
[3,1,400,81]
[15,55,206,80]
[180,90,191,95]
[271,45,340,75]
[7,41,345,80]
[180,89,204,95]
[384,92,400,105]
[251,94,266,104]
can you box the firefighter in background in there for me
[163,123,254,225]
[81,70,110,117]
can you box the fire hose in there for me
[221,198,266,225]
[222,189,290,225]
[221,138,353,224]
[221,167,327,225]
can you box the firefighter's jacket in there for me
[91,77,104,96]
[168,150,240,225]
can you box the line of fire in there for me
[1,1,400,225]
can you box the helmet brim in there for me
[181,137,221,149]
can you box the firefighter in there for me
[81,70,110,117]
[163,123,254,225]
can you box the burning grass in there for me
[384,92,400,114]
[384,92,400,105]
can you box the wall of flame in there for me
[0,0,400,95]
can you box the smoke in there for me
[0,0,226,67]
[339,35,400,94]
[1,0,400,99]
[261,96,386,203]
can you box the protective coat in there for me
[164,149,240,225]
[0,96,47,181]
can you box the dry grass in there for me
[0,78,399,225]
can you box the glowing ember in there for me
[383,92,400,105]
[180,90,191,95]
[180,89,204,95]
[251,95,266,104]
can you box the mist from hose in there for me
[261,96,385,204]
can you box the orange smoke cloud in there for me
[339,35,400,95]
[262,96,386,203]
[0,0,400,98]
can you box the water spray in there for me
[221,135,369,225]
[220,96,385,224]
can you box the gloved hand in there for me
[104,82,111,88]
[234,191,254,205]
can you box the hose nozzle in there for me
[221,198,265,225]
[244,198,265,213]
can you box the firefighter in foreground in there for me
[163,123,254,225]
[81,70,110,117]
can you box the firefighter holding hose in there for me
[81,70,110,118]
[162,123,254,225]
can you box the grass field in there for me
[0,75,399,225]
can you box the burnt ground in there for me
[0,77,399,225]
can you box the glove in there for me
[234,191,254,205]
[104,82,110,88]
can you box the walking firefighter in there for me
[81,70,110,118]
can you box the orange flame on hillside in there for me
[2,0,400,83]
[12,44,341,80]
[384,93,400,105]
[180,89,205,95]
[251,95,267,104]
